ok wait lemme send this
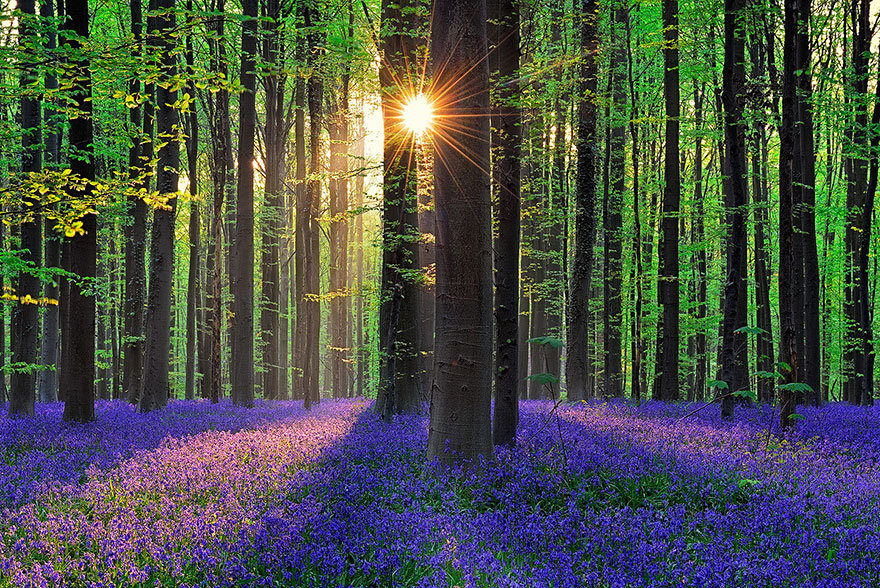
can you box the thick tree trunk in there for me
[657,0,680,402]
[10,0,42,416]
[749,35,775,404]
[566,0,598,404]
[61,0,96,423]
[138,0,180,412]
[230,0,258,408]
[720,0,751,418]
[427,0,493,467]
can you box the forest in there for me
[0,0,879,585]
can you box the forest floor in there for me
[0,398,878,587]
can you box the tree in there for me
[61,0,97,423]
[604,8,625,399]
[37,0,61,404]
[229,0,258,408]
[377,0,421,419]
[656,0,680,402]
[489,0,521,443]
[566,0,598,403]
[426,0,493,466]
[138,0,180,412]
[184,17,200,402]
[719,0,750,418]
[10,0,42,417]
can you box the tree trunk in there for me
[61,0,96,423]
[720,0,751,418]
[427,0,493,467]
[230,0,258,408]
[604,14,624,398]
[302,4,324,409]
[10,0,42,416]
[38,0,61,404]
[328,78,350,399]
[259,0,286,401]
[656,0,680,402]
[184,24,200,402]
[138,0,180,412]
[124,0,152,405]
[377,0,421,418]
[489,0,521,442]
[566,0,599,403]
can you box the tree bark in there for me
[230,0,258,408]
[61,0,96,423]
[138,0,180,412]
[38,0,61,404]
[566,0,598,404]
[377,0,421,418]
[427,0,493,467]
[10,0,42,417]
[657,0,680,402]
[184,23,200,402]
[720,0,751,418]
[490,0,521,442]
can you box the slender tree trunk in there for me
[302,4,324,409]
[328,78,350,399]
[293,68,307,403]
[427,0,493,466]
[38,0,61,404]
[61,0,96,423]
[184,24,200,402]
[10,0,42,416]
[138,0,180,412]
[490,0,521,442]
[566,0,598,403]
[259,0,286,401]
[354,120,366,398]
[604,23,624,398]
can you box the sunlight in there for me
[401,94,434,136]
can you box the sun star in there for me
[401,93,434,136]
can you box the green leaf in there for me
[707,379,729,390]
[528,335,563,349]
[778,382,814,393]
[526,372,559,386]
[732,389,757,400]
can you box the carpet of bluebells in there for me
[0,398,878,587]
